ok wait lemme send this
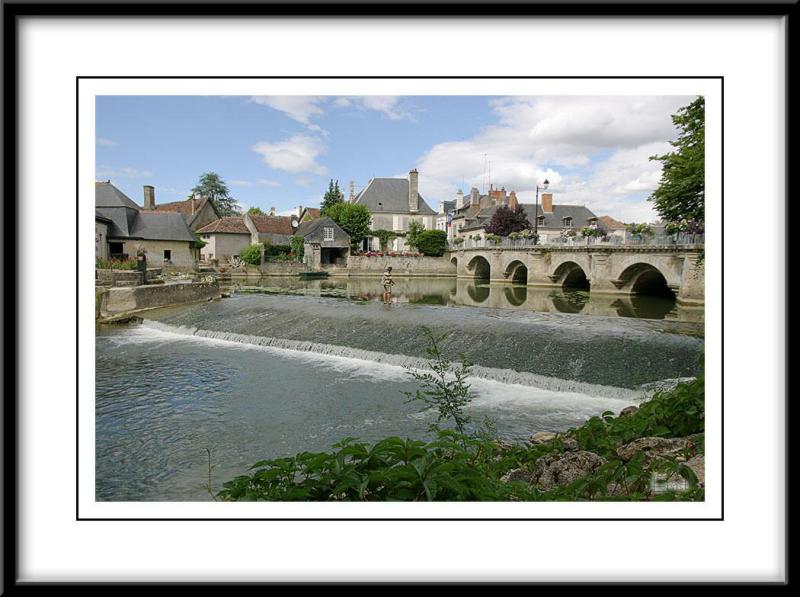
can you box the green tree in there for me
[371,229,397,251]
[324,203,372,251]
[190,172,241,216]
[649,96,705,227]
[246,206,266,216]
[406,220,425,250]
[290,235,305,261]
[239,244,262,265]
[415,230,448,256]
[321,180,344,213]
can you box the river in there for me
[95,276,704,501]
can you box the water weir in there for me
[140,294,704,390]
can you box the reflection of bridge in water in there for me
[447,245,704,308]
[327,277,702,323]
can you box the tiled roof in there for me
[300,207,321,221]
[196,217,250,234]
[353,177,437,215]
[248,215,295,235]
[154,196,218,225]
[598,215,626,229]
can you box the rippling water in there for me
[96,324,641,501]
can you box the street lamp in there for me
[533,179,549,245]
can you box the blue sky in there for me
[96,94,693,221]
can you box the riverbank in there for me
[217,375,705,501]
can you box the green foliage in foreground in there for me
[217,376,705,502]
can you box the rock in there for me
[685,454,705,486]
[494,439,515,451]
[561,437,580,452]
[532,450,606,491]
[530,431,557,444]
[500,468,533,484]
[619,405,639,417]
[616,437,694,462]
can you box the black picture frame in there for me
[3,1,793,588]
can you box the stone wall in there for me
[346,255,456,277]
[98,281,221,318]
[96,269,144,287]
[259,261,309,276]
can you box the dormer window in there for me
[538,215,546,226]
[323,227,334,241]
[563,217,573,227]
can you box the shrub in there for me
[485,234,502,244]
[452,237,465,245]
[263,243,292,257]
[290,236,305,260]
[96,258,137,270]
[239,244,262,265]
[626,222,654,237]
[414,230,448,256]
[371,229,398,252]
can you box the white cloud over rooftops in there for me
[251,134,328,176]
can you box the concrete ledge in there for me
[98,281,221,319]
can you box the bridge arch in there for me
[551,261,590,290]
[466,255,491,280]
[615,263,676,297]
[503,259,528,284]
[450,256,458,269]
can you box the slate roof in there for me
[196,217,251,235]
[440,200,456,214]
[95,181,196,242]
[353,178,437,215]
[460,203,598,232]
[248,215,295,235]
[95,181,141,209]
[294,216,350,247]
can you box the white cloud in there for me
[414,96,692,223]
[229,179,252,187]
[96,137,117,147]
[334,96,413,120]
[293,177,315,188]
[250,96,324,125]
[251,134,328,175]
[256,178,281,187]
[96,165,153,179]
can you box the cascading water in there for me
[96,289,704,501]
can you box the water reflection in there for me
[230,275,702,322]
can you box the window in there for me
[563,217,573,227]
[202,234,209,239]
[323,227,334,241]
[538,215,546,225]
[163,249,172,262]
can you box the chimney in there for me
[191,195,196,215]
[349,180,355,202]
[269,206,276,216]
[509,190,518,210]
[143,185,155,210]
[541,191,554,213]
[470,187,480,205]
[455,189,464,210]
[408,169,419,212]
[297,205,304,218]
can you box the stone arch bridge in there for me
[447,245,704,306]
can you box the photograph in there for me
[92,90,707,504]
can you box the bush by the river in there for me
[239,244,262,265]
[414,230,448,257]
[217,375,705,502]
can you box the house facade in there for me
[294,216,350,269]
[353,169,437,251]
[452,187,598,243]
[196,217,252,263]
[95,182,198,267]
[244,213,296,246]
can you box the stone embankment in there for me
[96,281,222,321]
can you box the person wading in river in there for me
[381,266,395,304]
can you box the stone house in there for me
[352,169,437,251]
[196,212,298,262]
[149,189,221,231]
[297,206,321,223]
[95,181,198,267]
[453,187,598,243]
[598,215,628,240]
[293,216,350,269]
[95,212,113,260]
[196,217,252,263]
